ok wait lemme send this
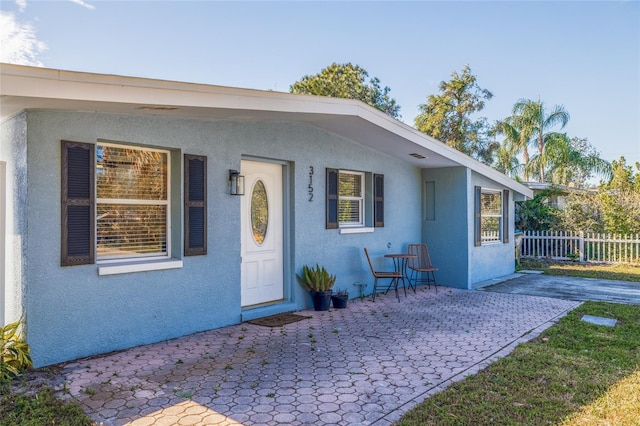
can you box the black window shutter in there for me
[61,141,95,266]
[374,174,384,227]
[502,189,509,243]
[184,154,207,256]
[474,186,482,247]
[326,168,338,229]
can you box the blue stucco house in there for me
[0,63,532,367]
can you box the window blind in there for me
[96,144,169,259]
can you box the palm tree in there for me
[493,117,531,180]
[537,135,612,186]
[510,99,570,182]
[526,132,570,182]
[494,100,610,186]
[492,138,523,179]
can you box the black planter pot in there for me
[311,291,332,311]
[331,295,348,309]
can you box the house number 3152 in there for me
[308,166,314,202]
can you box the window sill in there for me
[98,259,183,276]
[339,227,374,234]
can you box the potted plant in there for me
[331,289,349,309]
[296,264,336,311]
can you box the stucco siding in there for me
[421,167,469,289]
[22,110,423,366]
[468,171,516,288]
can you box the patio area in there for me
[38,287,579,425]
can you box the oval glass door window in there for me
[251,180,269,245]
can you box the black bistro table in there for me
[383,253,417,299]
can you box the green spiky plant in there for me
[296,264,336,292]
[1,319,33,383]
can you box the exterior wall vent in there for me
[137,106,179,111]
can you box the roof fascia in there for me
[1,63,532,197]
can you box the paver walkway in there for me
[45,287,579,425]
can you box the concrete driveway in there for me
[481,272,640,305]
[23,287,579,426]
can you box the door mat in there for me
[247,313,311,327]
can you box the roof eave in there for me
[0,63,532,197]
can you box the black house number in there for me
[308,166,314,201]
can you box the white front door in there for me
[241,160,284,307]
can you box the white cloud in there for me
[0,12,47,66]
[16,0,27,12]
[14,0,95,12]
[69,0,95,10]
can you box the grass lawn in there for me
[520,258,640,282]
[0,385,93,426]
[396,301,640,425]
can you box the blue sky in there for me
[2,0,639,168]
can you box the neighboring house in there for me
[0,64,532,367]
[524,182,596,209]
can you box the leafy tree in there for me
[516,187,605,232]
[290,62,400,118]
[601,156,640,193]
[414,65,497,164]
[597,157,640,234]
[533,188,609,234]
[515,188,562,231]
[555,157,639,234]
[558,192,604,233]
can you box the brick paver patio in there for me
[47,287,579,425]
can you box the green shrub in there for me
[296,264,336,292]
[1,319,33,383]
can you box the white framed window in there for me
[326,168,383,231]
[338,170,364,227]
[96,143,170,261]
[480,189,502,243]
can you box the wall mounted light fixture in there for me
[229,169,245,196]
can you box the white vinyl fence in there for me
[520,231,640,264]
